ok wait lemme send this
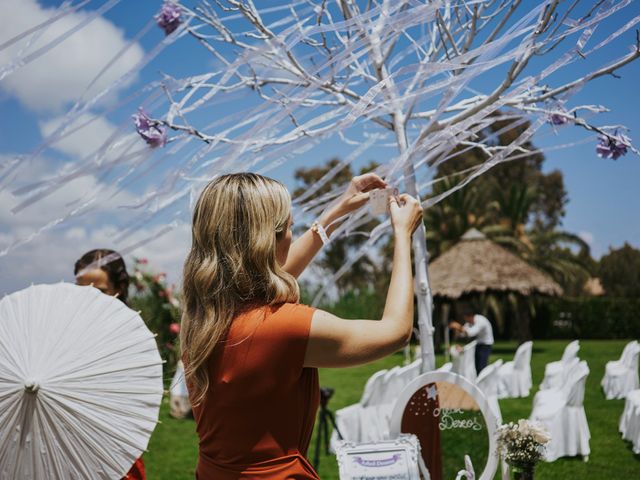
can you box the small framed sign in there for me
[335,434,425,480]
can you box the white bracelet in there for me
[311,220,330,245]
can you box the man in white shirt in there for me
[450,309,494,374]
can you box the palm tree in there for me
[425,176,493,258]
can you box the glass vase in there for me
[510,463,535,480]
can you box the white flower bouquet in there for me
[496,420,551,479]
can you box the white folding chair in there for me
[601,340,640,400]
[497,341,533,399]
[476,359,504,424]
[530,361,590,462]
[540,340,580,390]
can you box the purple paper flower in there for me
[156,1,182,35]
[548,113,569,126]
[596,132,631,160]
[132,108,167,148]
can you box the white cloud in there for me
[0,153,189,295]
[39,112,141,160]
[0,0,144,112]
[0,158,136,229]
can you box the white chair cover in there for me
[476,359,504,424]
[169,360,192,419]
[497,341,533,399]
[378,366,402,405]
[530,361,590,462]
[438,362,453,372]
[360,369,388,406]
[533,357,580,409]
[619,389,640,454]
[452,340,477,383]
[330,361,422,451]
[601,340,640,400]
[382,360,422,405]
[540,340,580,390]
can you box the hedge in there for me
[533,297,640,340]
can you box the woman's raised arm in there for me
[282,173,387,278]
[304,194,424,368]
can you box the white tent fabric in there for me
[452,341,478,383]
[530,361,590,462]
[601,340,640,400]
[619,389,640,454]
[476,359,504,425]
[330,360,422,452]
[540,340,580,390]
[0,283,163,479]
[497,341,533,399]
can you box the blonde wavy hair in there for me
[181,173,299,405]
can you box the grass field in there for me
[145,340,640,479]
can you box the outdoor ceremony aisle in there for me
[145,340,639,479]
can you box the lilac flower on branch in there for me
[132,108,167,148]
[596,132,631,160]
[548,113,569,126]
[156,1,182,36]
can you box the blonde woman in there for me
[181,172,423,479]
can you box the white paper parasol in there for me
[0,283,164,479]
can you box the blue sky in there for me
[0,0,639,294]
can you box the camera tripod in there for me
[312,387,342,472]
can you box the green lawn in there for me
[145,340,640,479]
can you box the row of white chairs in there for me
[442,340,533,400]
[609,341,640,454]
[330,358,423,449]
[333,339,639,466]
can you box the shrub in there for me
[129,258,181,378]
[533,296,640,339]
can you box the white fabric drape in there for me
[452,340,477,383]
[169,360,191,419]
[540,340,580,390]
[530,361,590,462]
[619,389,640,454]
[476,359,504,425]
[330,360,422,451]
[601,341,640,400]
[497,341,533,399]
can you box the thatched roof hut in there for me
[429,228,563,299]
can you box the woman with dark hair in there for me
[74,249,130,304]
[181,172,423,479]
[74,248,146,480]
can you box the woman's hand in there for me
[328,173,387,219]
[389,193,423,237]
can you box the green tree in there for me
[293,158,383,295]
[599,243,640,297]
[435,114,568,231]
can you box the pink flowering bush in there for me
[129,258,181,377]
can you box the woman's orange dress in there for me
[189,303,320,479]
